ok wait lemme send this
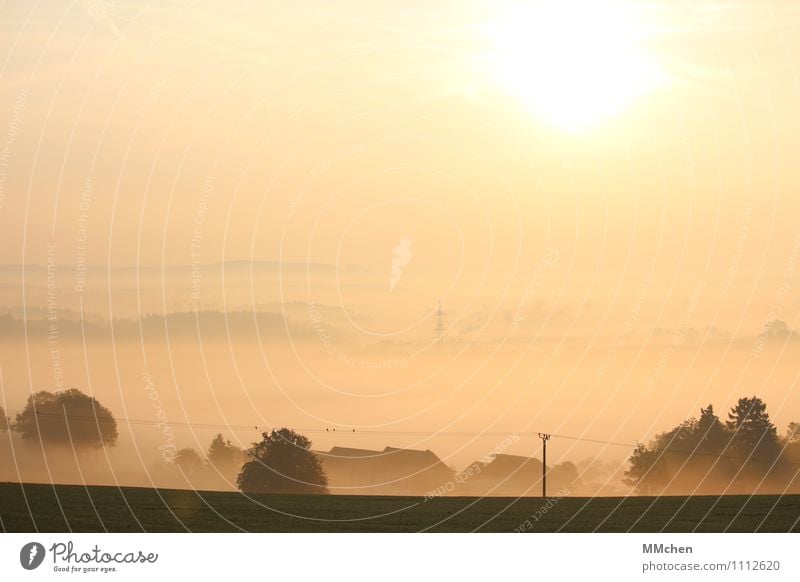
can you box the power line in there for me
[6,409,800,467]
[5,409,635,444]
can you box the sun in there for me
[484,0,666,132]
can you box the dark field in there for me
[1,482,799,532]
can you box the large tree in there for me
[626,405,736,495]
[207,433,243,478]
[726,396,779,460]
[624,442,669,495]
[625,398,793,495]
[173,447,205,477]
[237,428,328,494]
[0,406,8,431]
[13,389,118,449]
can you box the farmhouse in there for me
[313,446,454,496]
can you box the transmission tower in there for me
[434,300,446,345]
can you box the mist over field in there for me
[2,0,800,507]
[1,258,799,496]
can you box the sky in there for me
[1,0,800,475]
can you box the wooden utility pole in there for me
[538,433,551,498]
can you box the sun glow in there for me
[485,0,666,132]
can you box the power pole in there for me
[538,433,551,498]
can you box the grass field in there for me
[2,482,799,532]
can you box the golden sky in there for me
[1,1,800,469]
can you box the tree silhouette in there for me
[786,422,800,444]
[237,428,328,494]
[624,442,668,495]
[13,389,118,449]
[624,416,705,495]
[726,396,779,460]
[784,422,800,468]
[0,406,8,431]
[625,398,795,495]
[550,461,579,490]
[207,433,243,478]
[173,447,205,477]
[697,405,727,452]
